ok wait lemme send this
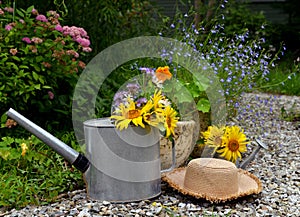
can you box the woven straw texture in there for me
[162,158,262,203]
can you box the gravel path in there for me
[2,92,300,217]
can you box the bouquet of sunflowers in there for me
[110,66,179,138]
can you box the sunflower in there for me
[163,105,178,138]
[143,112,163,127]
[152,89,164,110]
[155,66,172,82]
[202,125,225,151]
[217,126,248,163]
[111,98,153,130]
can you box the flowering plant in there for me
[110,66,179,138]
[160,1,283,119]
[0,3,92,130]
[200,125,249,163]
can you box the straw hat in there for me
[162,158,262,203]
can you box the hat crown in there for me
[183,158,239,198]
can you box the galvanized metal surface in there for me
[83,118,162,202]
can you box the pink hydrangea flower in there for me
[48,10,60,19]
[77,27,88,38]
[62,26,70,35]
[55,24,63,32]
[69,27,81,38]
[31,8,38,15]
[31,37,43,44]
[4,7,13,13]
[0,9,4,15]
[82,47,92,52]
[60,25,91,49]
[36,14,48,22]
[66,50,79,58]
[5,24,13,31]
[76,37,90,47]
[22,37,31,44]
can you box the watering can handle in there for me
[6,108,90,173]
[161,139,176,173]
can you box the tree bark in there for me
[206,0,216,21]
[194,0,204,29]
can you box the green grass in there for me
[258,59,300,96]
[0,132,84,210]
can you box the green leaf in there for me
[31,64,40,72]
[0,57,8,63]
[193,75,210,91]
[174,90,193,103]
[12,56,21,62]
[36,56,43,63]
[24,94,30,102]
[0,149,11,160]
[186,84,201,98]
[1,137,15,146]
[19,65,29,69]
[39,76,45,84]
[26,6,35,14]
[196,98,211,113]
[34,84,41,90]
[32,71,39,81]
[16,9,24,18]
[1,113,7,123]
[7,62,19,71]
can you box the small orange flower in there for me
[155,66,172,82]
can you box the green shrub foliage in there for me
[0,3,92,134]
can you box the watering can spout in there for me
[6,108,90,173]
[238,138,268,169]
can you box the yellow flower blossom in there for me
[21,143,28,157]
[111,98,153,130]
[202,125,225,151]
[163,106,178,138]
[217,126,248,163]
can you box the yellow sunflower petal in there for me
[116,119,132,130]
[132,116,145,128]
[216,125,248,163]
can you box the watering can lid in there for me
[83,118,115,128]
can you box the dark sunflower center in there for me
[228,140,239,151]
[128,109,140,119]
[166,117,172,128]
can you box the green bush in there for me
[15,0,166,56]
[218,0,270,38]
[0,133,83,209]
[0,3,92,135]
[63,0,165,55]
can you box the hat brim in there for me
[162,167,262,203]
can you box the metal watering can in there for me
[6,108,175,202]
